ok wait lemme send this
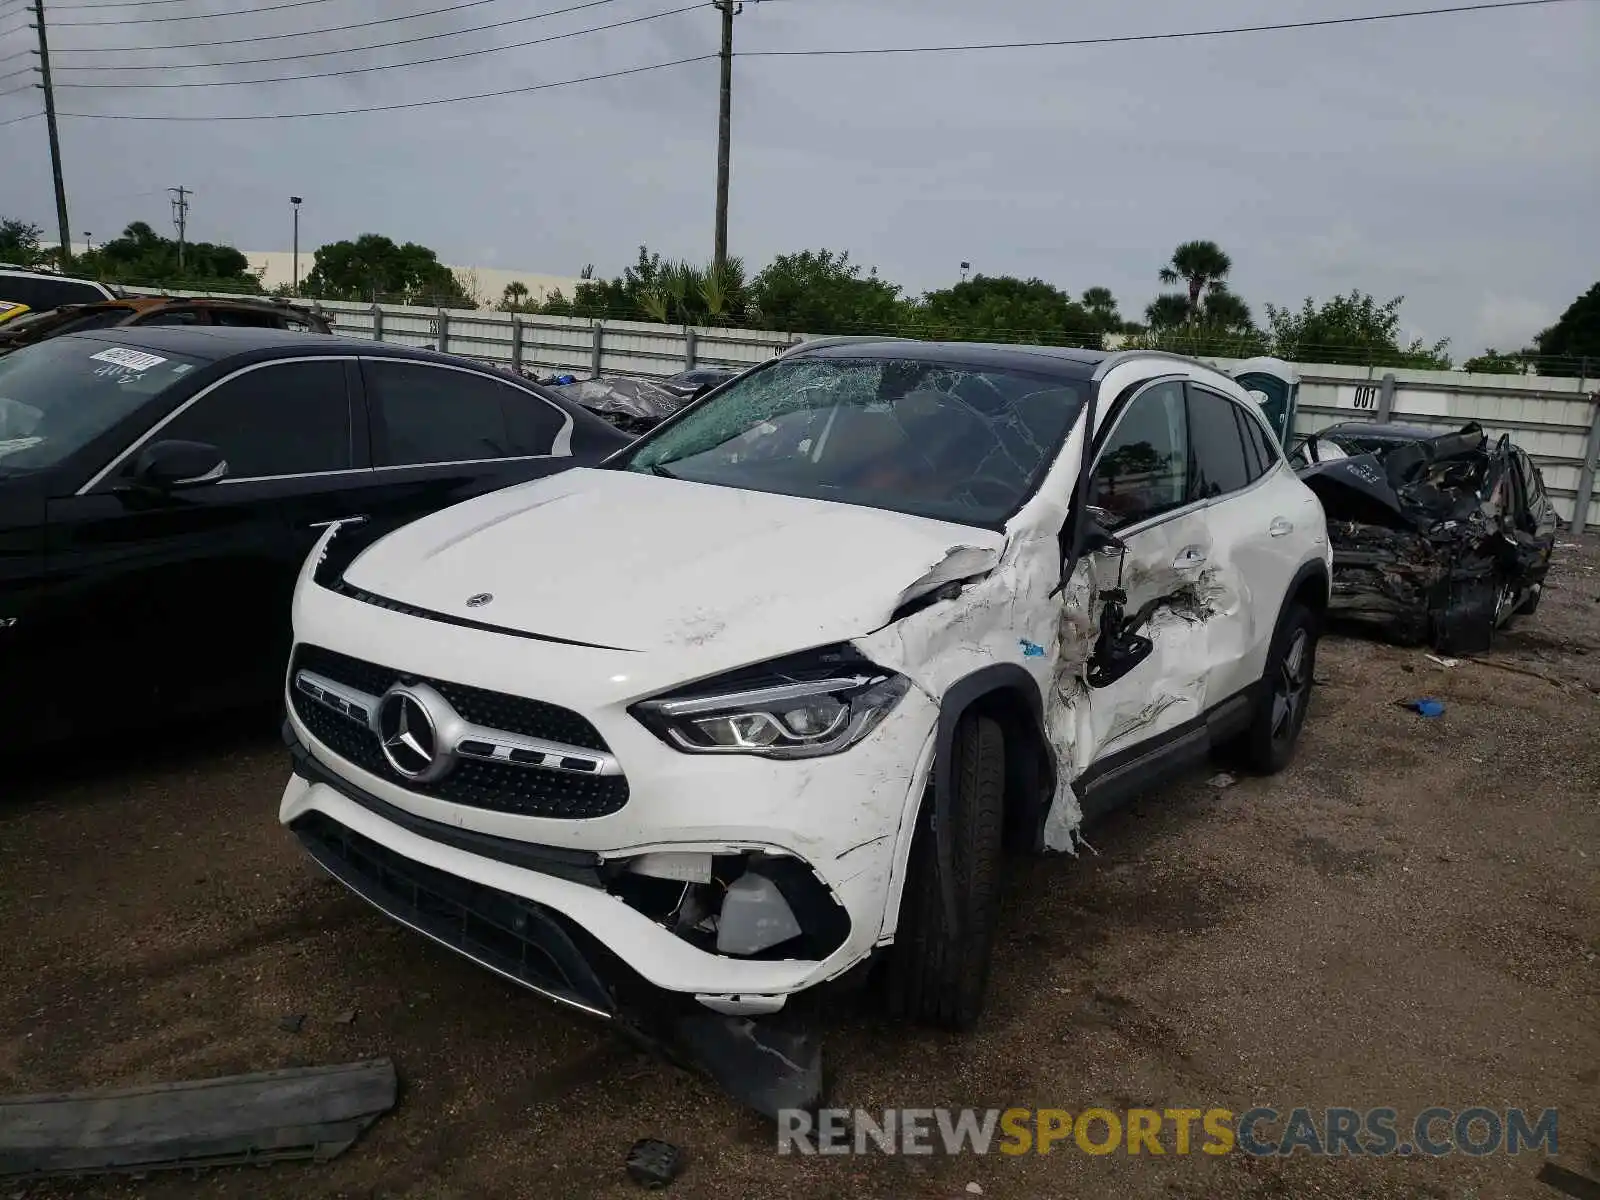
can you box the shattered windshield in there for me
[0,336,204,473]
[622,355,1085,526]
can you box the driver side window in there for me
[1088,381,1189,529]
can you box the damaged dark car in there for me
[1293,421,1556,653]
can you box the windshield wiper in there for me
[646,462,679,479]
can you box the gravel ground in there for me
[3,538,1597,1200]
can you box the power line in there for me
[45,0,1578,122]
[0,78,33,92]
[58,1,704,86]
[51,0,342,20]
[60,52,713,118]
[0,106,40,125]
[0,63,35,82]
[48,0,628,54]
[741,0,1580,58]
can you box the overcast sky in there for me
[0,0,1594,354]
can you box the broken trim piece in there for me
[0,1059,398,1179]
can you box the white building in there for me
[239,250,587,308]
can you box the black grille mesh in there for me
[290,644,629,820]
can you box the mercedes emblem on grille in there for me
[465,593,493,608]
[376,687,447,781]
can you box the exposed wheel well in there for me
[1290,564,1330,625]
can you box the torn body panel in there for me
[1297,423,1556,651]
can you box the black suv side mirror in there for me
[128,440,227,490]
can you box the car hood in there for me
[342,467,1006,662]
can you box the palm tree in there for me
[1158,241,1234,316]
[499,280,530,312]
[1144,294,1192,331]
[699,256,747,324]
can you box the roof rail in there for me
[1090,347,1243,384]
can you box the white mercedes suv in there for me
[280,340,1330,1098]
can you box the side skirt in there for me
[1072,686,1259,822]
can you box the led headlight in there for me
[631,653,909,759]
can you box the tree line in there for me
[3,217,1595,374]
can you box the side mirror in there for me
[1079,507,1126,557]
[127,440,227,490]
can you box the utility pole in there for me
[168,186,190,275]
[290,196,302,296]
[712,0,738,271]
[31,0,71,268]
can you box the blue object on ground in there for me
[1400,698,1445,718]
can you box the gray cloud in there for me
[1,0,1594,354]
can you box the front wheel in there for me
[1237,604,1319,775]
[881,711,1005,1031]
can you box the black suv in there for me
[0,326,631,745]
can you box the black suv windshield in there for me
[0,336,204,472]
[622,355,1085,525]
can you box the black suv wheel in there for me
[882,711,1005,1030]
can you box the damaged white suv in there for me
[281,340,1330,1081]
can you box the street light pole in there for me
[290,196,302,296]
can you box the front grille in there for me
[293,811,617,1014]
[290,644,630,820]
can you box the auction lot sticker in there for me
[89,347,168,372]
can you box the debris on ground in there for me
[1397,697,1446,718]
[1425,654,1461,668]
[625,1138,685,1189]
[965,1183,985,1196]
[278,1013,306,1034]
[1207,772,1237,789]
[334,1009,357,1025]
[0,1059,397,1179]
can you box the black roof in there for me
[1317,421,1458,442]
[55,324,501,370]
[794,338,1111,380]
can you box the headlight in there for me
[631,651,909,759]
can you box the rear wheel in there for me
[1237,604,1319,775]
[882,712,1005,1031]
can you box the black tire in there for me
[1237,603,1319,775]
[882,711,1006,1031]
[1514,582,1542,617]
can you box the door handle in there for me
[1269,517,1294,538]
[1173,546,1207,569]
[306,514,369,531]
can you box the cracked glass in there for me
[623,355,1085,526]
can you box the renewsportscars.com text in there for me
[777,1106,1559,1157]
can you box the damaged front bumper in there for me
[1325,520,1545,653]
[282,729,826,1115]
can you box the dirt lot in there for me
[3,540,1598,1200]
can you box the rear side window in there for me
[0,275,108,309]
[1242,407,1280,471]
[137,308,203,327]
[157,360,352,478]
[1089,380,1189,529]
[209,308,283,329]
[1187,387,1252,499]
[363,360,564,467]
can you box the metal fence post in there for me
[1377,372,1397,422]
[437,309,450,354]
[685,327,698,371]
[510,317,524,375]
[591,322,604,378]
[1573,384,1600,535]
[370,303,384,343]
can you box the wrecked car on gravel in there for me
[280,339,1331,1112]
[1293,421,1555,653]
